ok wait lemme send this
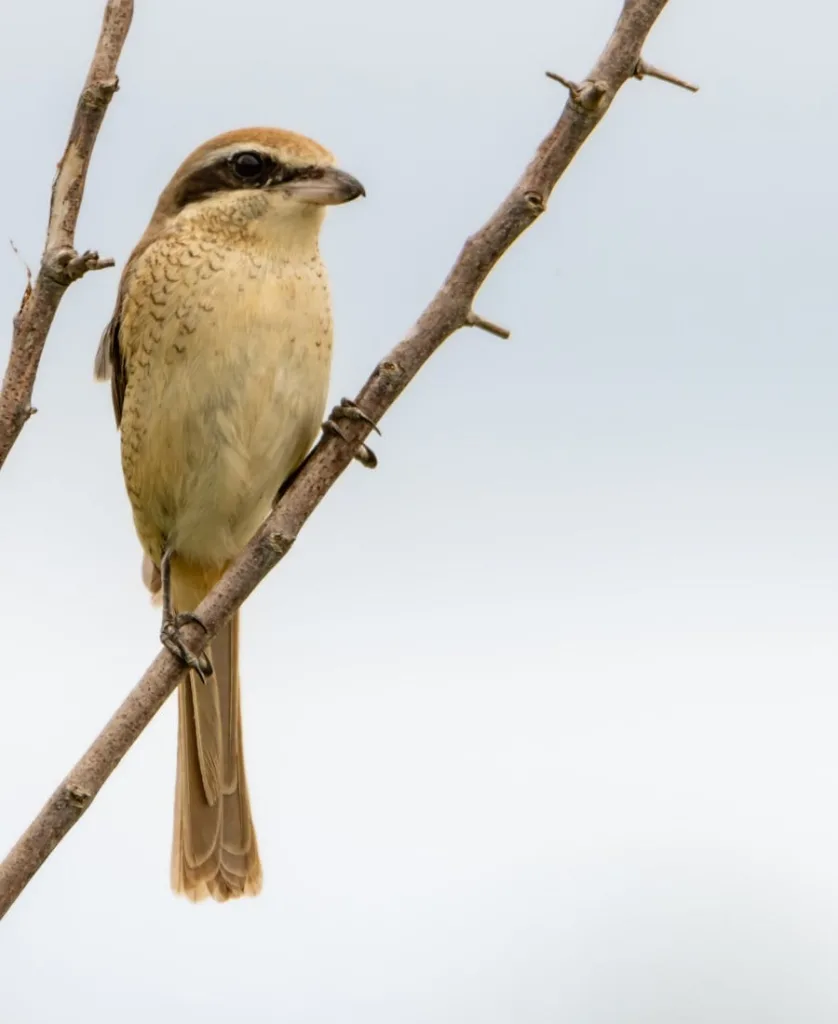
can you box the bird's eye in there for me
[231,151,265,180]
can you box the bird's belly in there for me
[122,273,332,566]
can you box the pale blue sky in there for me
[1,0,838,1020]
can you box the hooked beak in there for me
[279,167,365,206]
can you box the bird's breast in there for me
[119,234,333,564]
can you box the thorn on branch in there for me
[546,71,577,92]
[42,247,115,286]
[466,311,511,340]
[9,240,32,288]
[10,240,33,317]
[634,59,699,93]
[546,72,609,112]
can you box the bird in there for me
[94,127,365,902]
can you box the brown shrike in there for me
[94,127,365,901]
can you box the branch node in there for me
[81,76,120,111]
[546,72,609,111]
[378,360,403,381]
[524,190,546,214]
[267,531,294,556]
[65,783,92,809]
[13,406,37,429]
[42,247,115,286]
[466,312,511,340]
[577,79,609,111]
[634,59,699,93]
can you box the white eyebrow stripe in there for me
[187,145,318,176]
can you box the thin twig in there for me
[0,0,691,919]
[466,311,511,339]
[634,58,699,92]
[545,72,610,112]
[545,70,579,91]
[0,0,133,472]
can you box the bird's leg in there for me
[274,399,380,506]
[158,547,213,683]
[322,397,381,469]
[328,397,381,434]
[273,399,380,505]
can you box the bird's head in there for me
[150,127,364,240]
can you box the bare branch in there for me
[634,58,699,92]
[466,312,511,339]
[0,0,133,472]
[0,0,691,919]
[545,72,610,113]
[544,70,578,91]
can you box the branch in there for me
[634,57,699,92]
[0,0,133,472]
[0,0,692,919]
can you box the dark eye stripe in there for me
[171,155,326,212]
[172,153,276,210]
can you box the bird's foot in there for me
[329,397,381,434]
[322,398,380,469]
[160,612,213,683]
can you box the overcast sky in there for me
[1,0,837,1020]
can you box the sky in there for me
[1,0,837,1019]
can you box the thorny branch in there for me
[0,0,695,919]
[0,0,133,472]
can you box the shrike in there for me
[95,127,365,901]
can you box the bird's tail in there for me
[167,556,262,902]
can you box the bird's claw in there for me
[332,397,382,435]
[322,398,380,469]
[160,612,213,683]
[353,443,378,469]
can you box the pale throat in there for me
[175,190,326,261]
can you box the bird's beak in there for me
[280,167,366,206]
